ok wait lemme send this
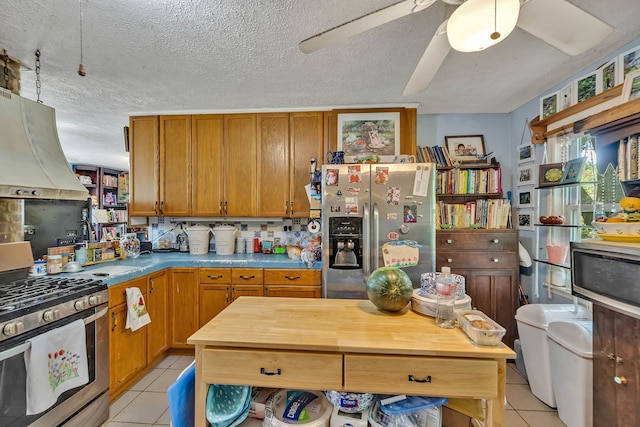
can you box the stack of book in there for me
[416,145,453,167]
[617,134,640,181]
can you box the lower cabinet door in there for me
[109,302,147,396]
[171,268,198,347]
[147,271,169,364]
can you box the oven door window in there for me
[0,316,96,427]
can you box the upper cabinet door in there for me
[192,115,224,216]
[257,113,290,217]
[129,116,160,216]
[290,112,324,218]
[224,114,257,217]
[159,115,191,216]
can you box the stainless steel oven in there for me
[0,242,109,427]
[571,240,640,319]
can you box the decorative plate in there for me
[597,234,640,242]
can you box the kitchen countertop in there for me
[60,252,320,286]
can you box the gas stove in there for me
[0,274,107,343]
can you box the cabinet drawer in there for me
[437,251,517,269]
[345,354,497,398]
[199,268,231,284]
[437,231,517,252]
[264,269,321,285]
[109,277,147,307]
[231,268,264,285]
[202,348,342,390]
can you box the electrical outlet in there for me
[261,224,267,231]
[24,225,35,235]
[267,231,274,238]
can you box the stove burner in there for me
[0,276,106,316]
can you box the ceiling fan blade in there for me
[517,0,613,56]
[299,0,436,54]
[403,20,451,96]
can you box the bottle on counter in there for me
[47,254,63,275]
[435,266,457,329]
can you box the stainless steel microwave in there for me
[571,240,640,319]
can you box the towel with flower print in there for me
[125,286,151,331]
[24,319,89,415]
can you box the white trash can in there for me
[514,304,591,407]
[547,320,593,427]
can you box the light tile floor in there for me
[102,356,566,427]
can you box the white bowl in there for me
[591,221,640,236]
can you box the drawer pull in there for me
[240,275,256,280]
[285,275,301,281]
[614,376,627,385]
[491,239,499,244]
[260,368,281,376]
[408,374,431,383]
[207,275,223,279]
[491,258,499,263]
[446,258,453,263]
[446,239,453,244]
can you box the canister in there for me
[47,254,63,275]
[236,237,246,254]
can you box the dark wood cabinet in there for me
[593,304,640,426]
[436,229,519,348]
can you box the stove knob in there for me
[43,309,60,322]
[88,295,103,306]
[3,322,24,336]
[74,300,86,311]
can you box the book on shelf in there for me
[417,145,452,167]
[618,134,640,181]
[436,198,512,229]
[436,166,502,195]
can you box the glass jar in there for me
[121,233,141,258]
[47,254,63,275]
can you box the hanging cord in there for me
[78,0,86,76]
[35,50,42,103]
[490,0,500,40]
[1,50,9,90]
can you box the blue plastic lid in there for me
[377,395,448,415]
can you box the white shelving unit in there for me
[533,180,597,298]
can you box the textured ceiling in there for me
[1,0,640,171]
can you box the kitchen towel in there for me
[125,287,151,331]
[24,319,89,415]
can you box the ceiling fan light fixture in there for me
[447,0,520,52]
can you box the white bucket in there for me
[213,225,238,255]
[185,225,213,255]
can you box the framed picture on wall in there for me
[620,44,640,79]
[600,58,619,91]
[622,69,640,102]
[540,92,559,119]
[517,143,533,164]
[445,135,486,163]
[538,162,564,187]
[517,187,534,207]
[517,209,534,231]
[517,164,535,186]
[574,70,601,103]
[558,83,574,111]
[560,157,587,184]
[337,112,400,163]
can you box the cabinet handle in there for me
[446,239,453,244]
[154,201,158,215]
[226,288,229,303]
[614,376,627,385]
[491,239,499,244]
[224,201,228,215]
[159,201,164,215]
[446,258,453,263]
[285,275,301,281]
[219,201,223,215]
[607,353,623,364]
[260,368,281,376]
[408,374,431,383]
[111,311,117,332]
[207,275,223,280]
[491,258,499,263]
[240,275,255,280]
[284,201,288,216]
[290,201,294,216]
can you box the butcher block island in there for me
[188,297,515,427]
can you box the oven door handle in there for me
[0,307,108,362]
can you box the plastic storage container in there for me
[435,267,456,328]
[514,303,591,407]
[547,320,593,427]
[456,310,506,346]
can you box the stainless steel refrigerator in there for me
[321,163,436,299]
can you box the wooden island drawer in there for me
[437,251,517,269]
[201,348,342,390]
[344,354,497,398]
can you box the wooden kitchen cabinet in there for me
[263,269,321,298]
[436,229,519,348]
[257,112,324,217]
[129,116,159,216]
[146,270,169,364]
[199,268,231,327]
[108,277,148,397]
[593,304,640,427]
[224,114,257,216]
[191,114,224,216]
[170,268,198,348]
[128,115,191,216]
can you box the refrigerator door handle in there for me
[373,202,380,271]
[363,202,370,281]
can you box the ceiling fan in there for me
[299,0,613,96]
